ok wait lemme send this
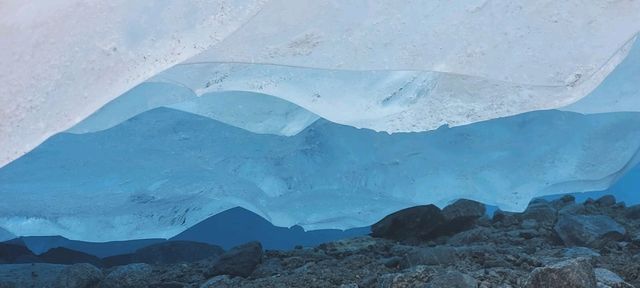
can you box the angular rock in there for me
[209,241,263,278]
[625,205,640,219]
[39,247,102,266]
[554,214,626,248]
[524,258,597,288]
[442,199,486,221]
[371,204,445,242]
[551,195,576,210]
[55,263,103,288]
[492,210,519,226]
[594,268,634,288]
[595,195,616,207]
[425,270,478,288]
[521,199,557,225]
[99,263,153,288]
[131,241,224,265]
[441,199,486,233]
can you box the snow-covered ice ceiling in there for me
[2,0,640,167]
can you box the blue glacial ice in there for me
[0,105,639,241]
[2,1,640,167]
[1,1,640,242]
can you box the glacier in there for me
[1,1,640,242]
[1,106,639,241]
[2,0,640,167]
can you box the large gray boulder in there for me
[99,263,153,288]
[524,258,597,288]
[594,268,634,288]
[441,199,486,233]
[521,199,557,226]
[371,204,445,242]
[55,263,103,288]
[554,214,626,247]
[209,241,263,278]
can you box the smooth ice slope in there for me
[1,108,639,241]
[2,0,640,167]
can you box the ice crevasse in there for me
[1,0,640,241]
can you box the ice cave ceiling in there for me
[1,1,640,241]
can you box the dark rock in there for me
[371,204,445,242]
[551,195,576,209]
[440,199,486,233]
[554,214,626,247]
[99,263,153,288]
[524,258,597,288]
[492,210,519,226]
[39,247,102,266]
[442,199,486,221]
[209,241,263,278]
[521,199,557,225]
[595,195,616,207]
[0,243,39,264]
[585,198,596,205]
[425,270,478,288]
[55,263,103,288]
[102,253,134,268]
[625,205,640,219]
[131,241,223,265]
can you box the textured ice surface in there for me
[2,0,640,167]
[561,36,640,114]
[1,107,639,241]
[67,83,319,136]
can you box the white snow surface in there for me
[1,107,639,241]
[2,0,640,167]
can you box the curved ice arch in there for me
[0,108,639,241]
[150,52,631,133]
[67,83,319,136]
[69,35,640,136]
[2,0,640,167]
